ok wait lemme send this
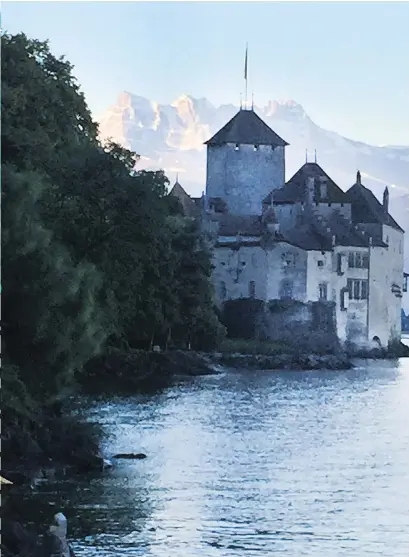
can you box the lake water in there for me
[13,359,409,556]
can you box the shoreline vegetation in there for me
[1,32,408,557]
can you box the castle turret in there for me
[204,109,288,216]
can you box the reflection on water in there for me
[10,359,409,556]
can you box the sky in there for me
[2,1,409,146]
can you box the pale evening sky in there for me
[2,1,409,146]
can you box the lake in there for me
[13,359,409,556]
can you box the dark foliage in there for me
[221,299,265,340]
[1,32,224,459]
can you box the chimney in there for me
[306,177,315,204]
[383,187,389,214]
[356,170,361,185]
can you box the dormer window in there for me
[254,145,259,151]
[234,144,240,151]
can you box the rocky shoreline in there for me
[81,342,409,393]
[212,351,353,371]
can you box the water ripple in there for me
[21,360,409,555]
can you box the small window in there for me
[347,278,368,300]
[347,278,353,299]
[328,203,332,207]
[348,251,369,269]
[249,280,256,299]
[317,260,324,268]
[403,274,408,293]
[340,288,348,311]
[353,280,360,300]
[361,280,368,300]
[234,144,240,151]
[337,253,343,275]
[319,283,328,300]
[254,144,259,151]
[220,281,227,300]
[386,235,389,245]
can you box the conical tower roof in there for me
[204,109,288,147]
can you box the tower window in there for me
[234,144,240,151]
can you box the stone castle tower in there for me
[205,108,288,215]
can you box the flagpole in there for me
[244,43,248,110]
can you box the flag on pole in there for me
[244,43,248,80]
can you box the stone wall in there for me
[221,299,339,354]
[266,243,308,301]
[212,244,268,304]
[206,143,285,215]
[258,299,339,353]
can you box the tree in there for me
[1,30,224,416]
[2,165,110,402]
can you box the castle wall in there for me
[212,244,268,304]
[367,225,404,345]
[306,248,369,345]
[265,243,308,301]
[206,143,285,215]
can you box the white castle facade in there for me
[172,107,406,348]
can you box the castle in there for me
[171,107,406,348]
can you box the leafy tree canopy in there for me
[1,32,223,422]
